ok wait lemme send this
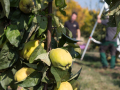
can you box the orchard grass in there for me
[72,52,120,90]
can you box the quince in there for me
[54,81,73,90]
[20,40,39,60]
[49,48,72,70]
[14,67,35,82]
[19,0,35,14]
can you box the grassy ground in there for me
[72,52,120,90]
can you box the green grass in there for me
[72,52,120,90]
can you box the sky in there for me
[74,0,104,10]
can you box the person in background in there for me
[97,16,118,69]
[64,12,81,45]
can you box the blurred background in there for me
[53,0,106,52]
[53,0,120,90]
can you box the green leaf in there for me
[21,23,37,44]
[29,40,46,63]
[35,52,51,66]
[38,16,48,36]
[18,71,41,87]
[10,10,29,30]
[67,46,76,58]
[33,15,39,23]
[0,69,14,89]
[41,68,49,83]
[74,48,81,58]
[63,45,81,58]
[53,67,70,81]
[58,34,66,47]
[0,34,6,47]
[59,23,66,34]
[51,37,57,49]
[33,15,47,36]
[56,27,62,38]
[5,24,21,47]
[53,16,60,27]
[59,8,66,16]
[50,66,61,88]
[41,74,49,83]
[23,62,37,69]
[62,33,81,43]
[33,2,41,14]
[40,0,48,10]
[10,0,20,7]
[68,68,82,82]
[28,15,35,25]
[106,1,120,16]
[74,47,81,54]
[0,42,18,70]
[55,0,67,8]
[56,23,66,39]
[0,0,10,18]
[50,67,71,88]
[66,28,72,38]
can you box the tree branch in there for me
[47,2,52,52]
[44,1,52,90]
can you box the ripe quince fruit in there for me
[20,40,39,60]
[14,67,35,82]
[54,81,73,90]
[19,0,35,14]
[49,48,72,70]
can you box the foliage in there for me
[0,0,81,90]
[105,0,120,38]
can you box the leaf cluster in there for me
[0,0,81,89]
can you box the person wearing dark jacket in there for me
[64,12,81,45]
[97,16,118,69]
